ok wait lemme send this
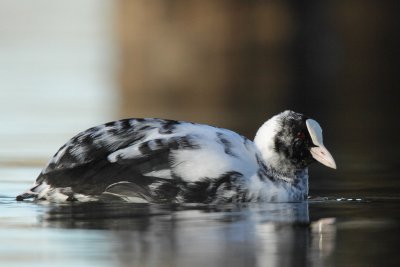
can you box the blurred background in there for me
[1,0,399,195]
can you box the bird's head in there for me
[254,110,336,173]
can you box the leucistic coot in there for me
[16,110,336,203]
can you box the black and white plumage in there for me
[16,110,336,203]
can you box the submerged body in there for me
[17,111,336,203]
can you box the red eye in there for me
[297,132,305,139]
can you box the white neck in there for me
[253,114,281,170]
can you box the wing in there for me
[17,118,260,203]
[41,118,178,174]
[17,118,184,201]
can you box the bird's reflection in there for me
[41,202,336,267]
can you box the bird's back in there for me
[18,118,260,203]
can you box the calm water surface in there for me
[1,166,399,267]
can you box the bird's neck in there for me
[267,165,309,184]
[254,118,308,184]
[256,160,309,201]
[254,117,291,174]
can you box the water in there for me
[1,167,399,267]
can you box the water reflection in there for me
[42,202,335,267]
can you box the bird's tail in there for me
[16,182,42,201]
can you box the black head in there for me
[274,111,315,169]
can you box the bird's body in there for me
[17,111,336,203]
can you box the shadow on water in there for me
[6,198,396,267]
[41,202,310,229]
[40,202,316,267]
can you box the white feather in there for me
[170,124,258,182]
[254,113,280,167]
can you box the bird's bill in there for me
[310,145,337,169]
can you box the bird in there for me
[16,110,336,203]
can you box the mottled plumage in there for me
[16,111,336,203]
